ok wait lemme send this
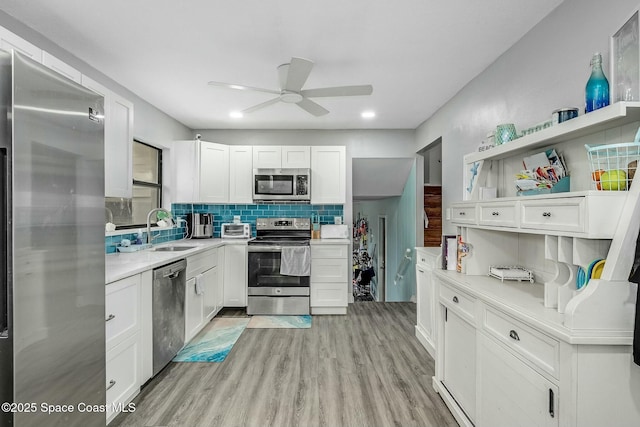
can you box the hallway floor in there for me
[111,302,457,427]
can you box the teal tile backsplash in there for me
[172,203,344,237]
[105,203,344,253]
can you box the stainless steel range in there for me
[247,217,311,315]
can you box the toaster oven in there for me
[221,223,251,239]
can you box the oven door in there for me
[247,246,310,315]
[247,247,310,288]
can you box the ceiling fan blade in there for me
[208,81,280,95]
[296,98,329,116]
[301,85,373,98]
[282,57,314,92]
[242,97,281,114]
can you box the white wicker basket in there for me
[585,142,640,191]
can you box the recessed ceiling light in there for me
[229,111,243,118]
[361,111,376,118]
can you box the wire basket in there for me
[585,142,640,191]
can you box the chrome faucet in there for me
[146,208,171,245]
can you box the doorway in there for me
[377,216,387,301]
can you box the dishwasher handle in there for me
[153,259,187,280]
[164,270,182,279]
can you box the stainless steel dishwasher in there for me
[152,259,187,376]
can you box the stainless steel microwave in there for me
[253,168,310,201]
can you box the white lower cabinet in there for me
[106,334,140,423]
[434,273,640,427]
[105,274,142,424]
[223,244,247,307]
[478,334,558,427]
[185,248,222,342]
[441,306,476,423]
[415,248,440,358]
[185,276,205,342]
[310,242,349,314]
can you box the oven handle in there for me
[248,246,283,253]
[248,245,310,253]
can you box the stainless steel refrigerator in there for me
[0,50,106,426]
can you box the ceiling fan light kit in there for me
[208,57,373,117]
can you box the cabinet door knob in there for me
[105,314,116,322]
[509,329,520,341]
[542,212,552,217]
[452,296,459,303]
[106,379,116,391]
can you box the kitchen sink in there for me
[152,245,197,252]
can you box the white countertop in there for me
[106,238,248,284]
[433,269,633,345]
[415,246,441,256]
[310,238,350,245]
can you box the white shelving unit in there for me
[453,102,640,332]
[435,102,640,427]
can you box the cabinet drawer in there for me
[311,258,348,282]
[311,282,348,307]
[483,306,559,378]
[520,198,585,233]
[106,333,140,423]
[439,282,476,323]
[478,202,518,227]
[187,248,218,278]
[106,275,141,347]
[416,249,440,268]
[451,205,477,224]
[311,244,348,259]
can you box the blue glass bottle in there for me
[585,52,610,113]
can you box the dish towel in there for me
[280,246,311,276]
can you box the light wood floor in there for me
[111,302,457,427]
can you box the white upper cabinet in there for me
[81,75,134,199]
[229,146,253,203]
[253,145,311,169]
[42,51,81,83]
[173,140,229,203]
[253,146,281,169]
[199,142,230,203]
[311,146,346,204]
[108,94,134,198]
[0,26,42,62]
[282,146,310,168]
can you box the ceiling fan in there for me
[208,57,373,117]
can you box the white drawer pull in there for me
[452,296,459,303]
[509,329,520,341]
[106,379,116,391]
[105,314,116,322]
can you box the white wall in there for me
[415,0,640,234]
[0,10,192,147]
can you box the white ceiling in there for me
[0,0,563,130]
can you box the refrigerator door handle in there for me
[0,148,7,339]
